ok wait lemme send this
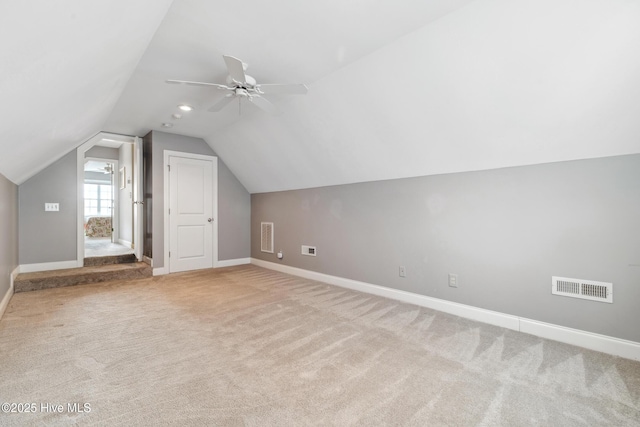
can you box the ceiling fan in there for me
[166,55,308,114]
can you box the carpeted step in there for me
[84,253,138,266]
[14,262,152,293]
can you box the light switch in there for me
[45,203,59,212]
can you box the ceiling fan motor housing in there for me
[226,74,256,88]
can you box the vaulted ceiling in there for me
[2,0,639,192]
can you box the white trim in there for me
[251,258,640,361]
[519,318,640,362]
[155,258,249,274]
[20,260,78,273]
[153,267,168,276]
[143,256,153,267]
[163,150,218,273]
[118,239,133,248]
[133,136,144,261]
[217,258,251,268]
[0,267,18,320]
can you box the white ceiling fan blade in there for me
[223,55,247,84]
[257,84,308,95]
[207,95,235,112]
[165,79,228,89]
[249,95,280,115]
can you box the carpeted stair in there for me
[14,257,151,293]
[84,253,138,266]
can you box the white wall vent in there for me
[261,222,274,253]
[552,276,612,303]
[301,245,316,256]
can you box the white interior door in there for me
[168,155,214,272]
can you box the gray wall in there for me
[0,173,18,298]
[148,131,250,267]
[252,154,640,342]
[218,159,251,260]
[19,151,77,264]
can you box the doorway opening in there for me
[76,132,143,267]
[83,159,133,258]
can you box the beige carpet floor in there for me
[0,265,638,426]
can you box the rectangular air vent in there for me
[301,245,316,257]
[552,276,612,303]
[261,222,274,253]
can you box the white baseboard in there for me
[251,258,640,361]
[217,258,251,268]
[20,260,79,273]
[154,258,250,276]
[143,256,153,267]
[118,239,133,248]
[153,267,168,276]
[519,318,640,362]
[0,267,18,321]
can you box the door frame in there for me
[132,138,143,261]
[76,132,141,266]
[163,150,218,273]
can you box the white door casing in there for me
[109,162,116,243]
[132,137,143,260]
[166,152,217,273]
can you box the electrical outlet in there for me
[448,273,458,288]
[399,266,406,277]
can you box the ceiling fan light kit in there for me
[166,55,308,115]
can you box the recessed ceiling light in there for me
[172,113,182,120]
[178,104,193,112]
[161,122,173,128]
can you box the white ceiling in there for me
[2,0,640,192]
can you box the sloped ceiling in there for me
[0,0,173,184]
[3,0,640,191]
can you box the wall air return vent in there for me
[261,222,274,253]
[552,276,612,303]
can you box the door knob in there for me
[208,218,213,223]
